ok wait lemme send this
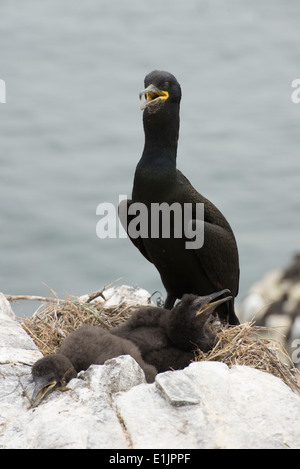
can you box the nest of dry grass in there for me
[19,288,300,394]
[21,292,140,355]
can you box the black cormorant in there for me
[119,70,239,324]
[112,289,232,374]
[31,325,157,407]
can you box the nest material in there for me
[21,294,139,355]
[20,292,300,394]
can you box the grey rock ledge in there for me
[1,291,300,449]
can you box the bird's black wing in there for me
[193,218,240,298]
[118,198,153,263]
[177,170,240,298]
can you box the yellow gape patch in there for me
[144,90,169,108]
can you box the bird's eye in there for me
[163,82,169,91]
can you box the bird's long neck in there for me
[133,104,180,201]
[140,104,180,168]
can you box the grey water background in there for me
[1,0,300,318]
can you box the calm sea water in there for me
[1,0,300,317]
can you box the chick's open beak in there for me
[196,289,232,316]
[139,84,169,110]
[31,376,58,407]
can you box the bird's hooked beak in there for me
[139,84,169,110]
[31,376,58,407]
[195,289,232,317]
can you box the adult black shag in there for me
[112,290,232,374]
[31,325,157,406]
[119,70,240,325]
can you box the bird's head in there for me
[167,289,233,352]
[139,70,181,115]
[31,354,77,407]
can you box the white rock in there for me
[0,292,16,320]
[115,362,300,449]
[79,284,155,308]
[155,369,201,406]
[0,293,42,366]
